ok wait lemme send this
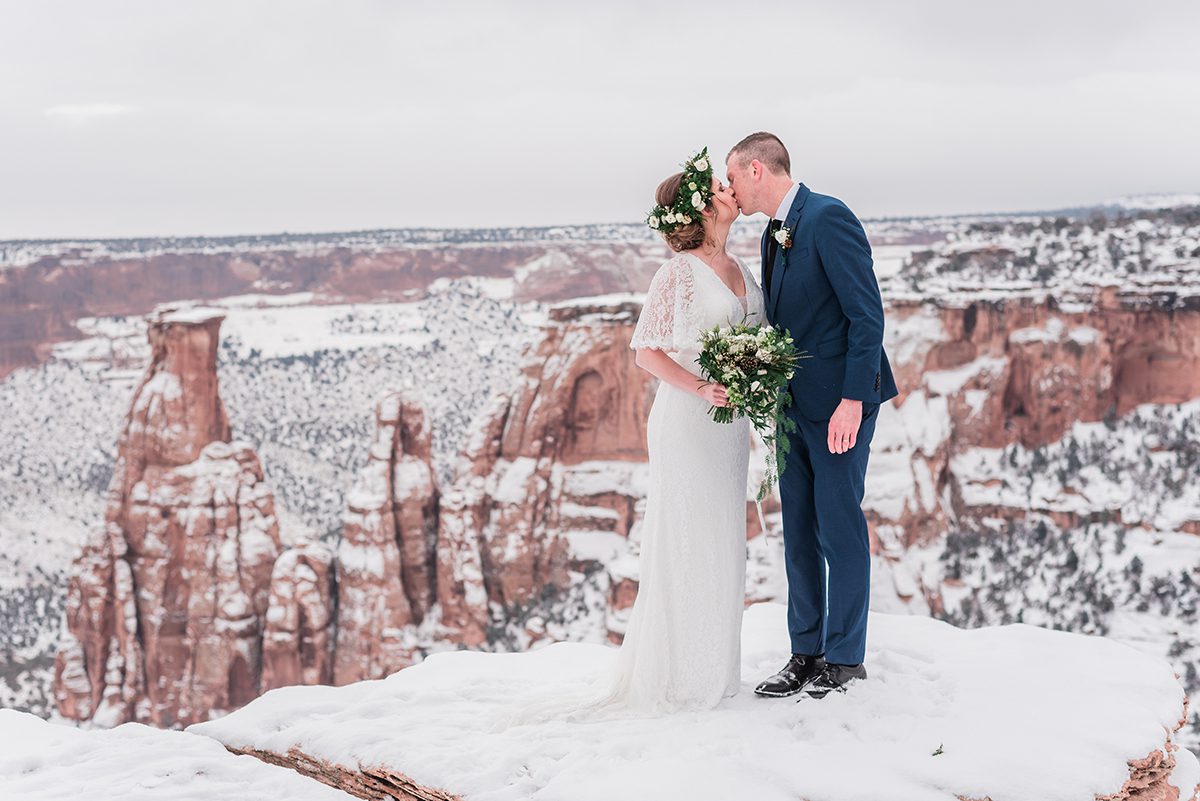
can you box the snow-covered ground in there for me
[189,602,1197,801]
[0,709,351,800]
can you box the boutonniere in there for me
[774,226,793,249]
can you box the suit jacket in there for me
[761,183,898,421]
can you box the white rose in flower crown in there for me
[681,214,691,224]
[694,157,709,171]
[648,216,659,229]
[666,212,677,224]
[688,182,697,191]
[691,191,703,209]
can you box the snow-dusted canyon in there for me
[1,197,1198,798]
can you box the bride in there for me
[614,148,766,713]
[496,148,766,726]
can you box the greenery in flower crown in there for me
[646,146,715,234]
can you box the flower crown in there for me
[646,147,714,234]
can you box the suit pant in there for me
[778,401,878,665]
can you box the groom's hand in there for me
[828,399,863,454]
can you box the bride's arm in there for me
[634,348,729,406]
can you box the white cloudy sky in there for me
[2,0,1198,238]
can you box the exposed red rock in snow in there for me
[334,392,439,683]
[263,538,336,691]
[870,294,1200,550]
[436,298,657,643]
[53,307,284,727]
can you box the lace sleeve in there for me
[629,257,695,351]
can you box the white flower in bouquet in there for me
[696,316,809,501]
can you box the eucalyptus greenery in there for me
[696,314,808,500]
[646,146,715,234]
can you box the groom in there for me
[726,132,897,699]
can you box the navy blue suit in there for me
[761,183,898,665]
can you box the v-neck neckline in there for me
[683,252,747,304]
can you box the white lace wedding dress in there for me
[493,251,766,728]
[608,251,767,711]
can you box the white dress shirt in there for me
[774,182,801,222]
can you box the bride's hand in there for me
[697,381,730,407]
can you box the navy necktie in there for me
[765,219,783,295]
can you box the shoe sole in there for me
[802,676,864,700]
[754,685,805,698]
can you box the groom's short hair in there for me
[727,132,791,177]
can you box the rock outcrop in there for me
[53,295,674,722]
[54,307,288,727]
[334,392,439,684]
[262,538,336,691]
[434,297,663,644]
[869,291,1200,550]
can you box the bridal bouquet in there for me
[696,316,806,501]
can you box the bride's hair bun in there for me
[655,173,705,252]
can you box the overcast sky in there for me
[2,1,1198,239]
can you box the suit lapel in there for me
[768,183,811,319]
[759,226,771,307]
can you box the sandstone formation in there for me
[870,291,1200,550]
[436,297,658,644]
[334,392,439,684]
[262,538,336,691]
[55,307,289,727]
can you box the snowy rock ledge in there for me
[0,709,349,800]
[189,603,1198,801]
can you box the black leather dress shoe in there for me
[804,661,867,699]
[754,653,825,697]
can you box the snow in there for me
[884,304,947,367]
[923,356,1007,396]
[871,243,922,279]
[154,306,227,325]
[564,529,626,564]
[137,370,183,403]
[559,461,649,498]
[189,602,1194,801]
[216,301,431,359]
[490,457,540,505]
[0,710,349,800]
[335,541,386,578]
